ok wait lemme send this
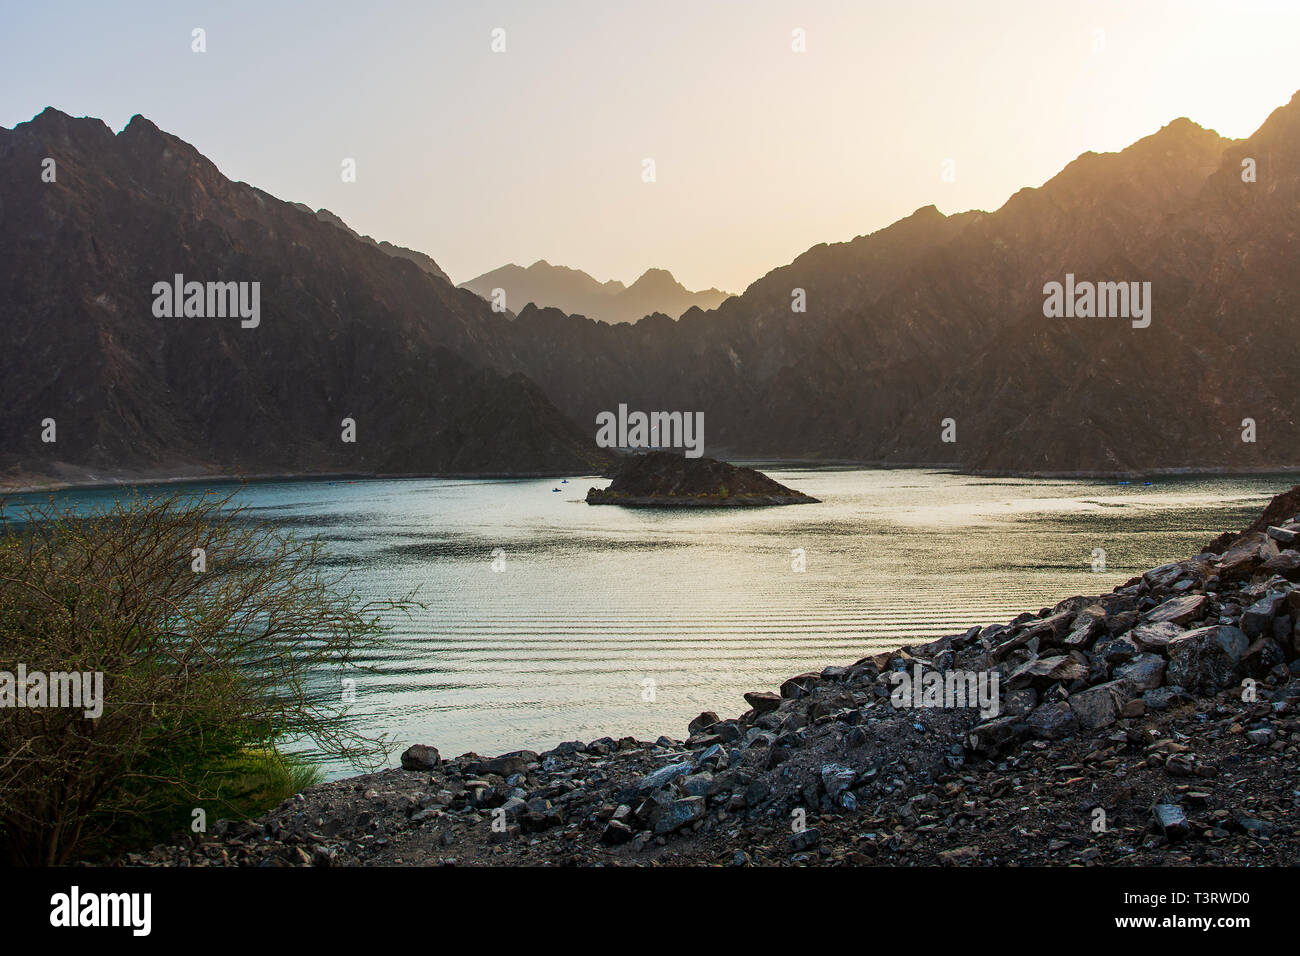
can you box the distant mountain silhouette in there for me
[501,95,1300,474]
[0,108,611,486]
[459,260,732,323]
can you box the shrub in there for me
[0,490,413,864]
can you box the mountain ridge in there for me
[459,259,732,324]
[3,94,1299,483]
[0,107,613,485]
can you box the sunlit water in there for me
[8,469,1286,779]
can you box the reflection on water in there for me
[10,469,1283,778]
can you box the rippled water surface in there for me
[16,469,1286,778]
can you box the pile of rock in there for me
[966,518,1299,759]
[121,498,1300,867]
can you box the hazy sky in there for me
[3,1,1298,292]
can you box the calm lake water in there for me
[8,469,1286,778]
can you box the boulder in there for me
[1006,655,1089,689]
[743,691,782,714]
[1166,626,1249,691]
[780,672,820,699]
[1027,700,1079,739]
[399,744,441,771]
[687,711,720,736]
[1241,592,1287,639]
[1129,621,1183,654]
[632,760,693,796]
[1067,684,1118,730]
[820,763,857,799]
[966,716,1029,756]
[653,796,705,834]
[1113,653,1167,691]
[1152,804,1190,840]
[1144,594,1206,626]
[1241,637,1286,676]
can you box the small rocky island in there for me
[585,452,819,508]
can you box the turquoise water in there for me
[5,469,1285,778]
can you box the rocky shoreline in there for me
[117,491,1300,867]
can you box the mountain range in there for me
[458,261,731,324]
[0,109,610,486]
[2,91,1299,486]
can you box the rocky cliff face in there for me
[0,109,612,484]
[502,95,1300,474]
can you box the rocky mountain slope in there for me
[0,109,612,485]
[459,260,731,324]
[4,92,1299,482]
[502,94,1300,474]
[124,487,1300,867]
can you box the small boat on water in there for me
[552,487,561,492]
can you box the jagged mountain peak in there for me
[460,260,730,323]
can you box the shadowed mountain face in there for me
[3,93,1299,484]
[459,260,732,324]
[0,109,612,485]
[501,95,1300,474]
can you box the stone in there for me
[653,796,705,834]
[780,672,820,699]
[789,827,821,852]
[1068,684,1118,730]
[744,691,782,714]
[938,845,980,865]
[1113,653,1166,691]
[1007,655,1089,689]
[477,751,539,778]
[1144,594,1206,626]
[744,779,771,806]
[1142,685,1192,711]
[1027,700,1079,740]
[1130,622,1183,654]
[1003,687,1039,717]
[632,761,693,795]
[966,716,1029,756]
[820,763,857,799]
[687,711,720,736]
[1152,804,1190,840]
[601,820,634,845]
[1166,626,1249,692]
[1100,635,1140,664]
[1241,592,1286,639]
[399,744,441,771]
[695,743,728,772]
[682,772,714,797]
[1262,551,1300,576]
[1242,637,1286,676]
[1218,533,1267,580]
[1267,525,1299,546]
